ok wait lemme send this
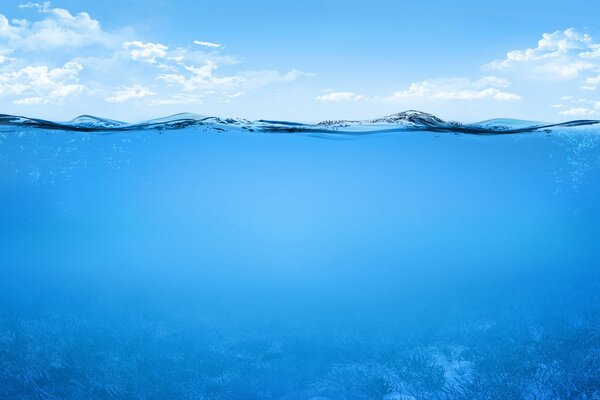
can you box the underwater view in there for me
[3,0,600,398]
[1,111,599,399]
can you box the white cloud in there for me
[193,40,222,48]
[148,93,204,106]
[581,74,600,90]
[49,83,85,98]
[0,60,85,104]
[316,91,364,102]
[18,1,51,10]
[486,28,600,80]
[559,107,597,116]
[580,47,600,59]
[1,2,116,51]
[492,91,522,101]
[158,61,242,90]
[0,4,312,114]
[535,61,595,80]
[489,28,593,65]
[550,95,600,116]
[123,41,168,64]
[105,84,155,103]
[315,76,521,105]
[238,69,313,89]
[389,76,521,101]
[14,96,48,105]
[0,53,10,64]
[158,62,310,94]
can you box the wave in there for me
[1,110,599,135]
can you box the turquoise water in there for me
[1,115,599,399]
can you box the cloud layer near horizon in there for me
[1,4,600,119]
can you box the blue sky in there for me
[2,0,600,122]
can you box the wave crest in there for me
[1,110,599,135]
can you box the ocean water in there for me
[1,112,599,399]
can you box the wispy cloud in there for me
[156,64,311,99]
[193,40,222,48]
[582,74,600,91]
[551,96,600,116]
[388,76,521,101]
[105,84,155,103]
[315,77,521,105]
[316,91,364,102]
[158,61,243,90]
[559,107,597,116]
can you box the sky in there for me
[1,0,600,122]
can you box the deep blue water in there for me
[1,113,599,399]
